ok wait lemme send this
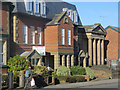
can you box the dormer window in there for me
[27,0,32,12]
[41,0,46,17]
[34,0,40,14]
[67,10,73,22]
[73,10,78,24]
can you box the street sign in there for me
[32,46,45,56]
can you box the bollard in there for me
[8,72,14,89]
[19,71,25,88]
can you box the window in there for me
[30,26,35,44]
[67,10,73,21]
[37,27,42,45]
[34,0,40,14]
[22,25,28,44]
[61,28,65,45]
[27,0,32,12]
[41,1,46,16]
[0,41,3,64]
[73,11,78,23]
[67,29,71,45]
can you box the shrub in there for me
[2,74,9,86]
[70,66,86,75]
[52,72,57,78]
[33,66,49,76]
[85,67,95,79]
[75,76,85,82]
[56,66,71,76]
[7,55,29,81]
[66,77,77,83]
[56,76,69,81]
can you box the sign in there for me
[32,46,45,56]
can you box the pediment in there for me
[93,25,106,33]
[78,50,86,57]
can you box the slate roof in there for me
[46,11,72,26]
[10,0,82,25]
[79,23,106,35]
[79,23,101,32]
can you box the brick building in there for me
[0,1,12,65]
[105,26,120,65]
[9,0,81,70]
[1,0,107,71]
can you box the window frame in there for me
[22,25,28,44]
[30,26,35,44]
[61,28,65,45]
[67,29,71,45]
[37,27,42,45]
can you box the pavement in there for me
[43,79,119,88]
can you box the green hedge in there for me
[85,67,95,79]
[56,66,71,76]
[70,66,86,75]
[56,76,85,83]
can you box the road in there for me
[79,82,118,88]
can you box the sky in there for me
[64,1,118,28]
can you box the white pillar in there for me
[88,38,92,66]
[97,39,101,65]
[93,39,96,65]
[101,40,104,65]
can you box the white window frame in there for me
[41,0,46,16]
[67,29,71,45]
[73,10,78,23]
[34,0,40,14]
[30,26,35,44]
[26,0,32,12]
[61,28,65,45]
[37,27,42,45]
[0,41,4,64]
[23,25,28,44]
[68,10,73,21]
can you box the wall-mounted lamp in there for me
[35,30,37,34]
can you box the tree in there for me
[8,55,29,80]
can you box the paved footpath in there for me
[43,79,119,88]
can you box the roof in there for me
[105,25,120,33]
[79,23,106,35]
[46,11,72,26]
[11,1,82,25]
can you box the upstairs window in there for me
[68,10,73,21]
[22,25,28,44]
[34,0,40,14]
[67,29,71,45]
[27,0,32,12]
[30,26,35,44]
[41,0,46,16]
[61,28,65,45]
[37,27,42,45]
[74,11,78,23]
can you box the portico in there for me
[78,24,106,67]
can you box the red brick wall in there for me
[45,14,74,53]
[10,14,47,56]
[105,28,119,60]
[0,3,9,34]
[58,14,74,53]
[45,26,59,52]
